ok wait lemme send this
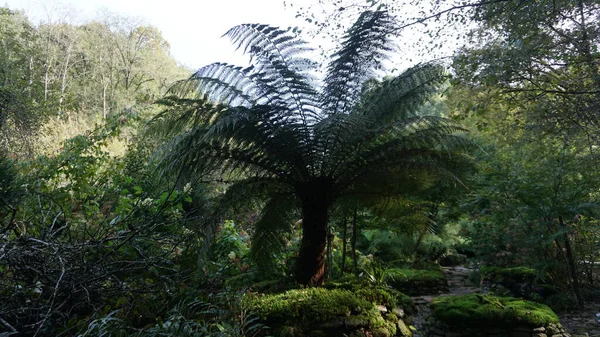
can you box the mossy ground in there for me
[325,281,416,314]
[384,268,447,294]
[480,266,538,283]
[431,294,559,328]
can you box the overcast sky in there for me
[3,0,308,70]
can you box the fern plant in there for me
[151,10,473,286]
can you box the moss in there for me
[325,282,416,314]
[396,319,413,337]
[480,266,537,283]
[241,288,378,328]
[431,294,559,328]
[385,268,447,295]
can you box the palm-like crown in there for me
[151,10,472,285]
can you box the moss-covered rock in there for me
[385,268,448,296]
[480,266,537,284]
[431,294,560,329]
[481,266,558,301]
[324,281,416,314]
[242,287,412,337]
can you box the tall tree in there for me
[453,0,600,142]
[152,10,473,286]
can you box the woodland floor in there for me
[410,266,600,337]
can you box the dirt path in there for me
[559,304,600,337]
[410,266,481,337]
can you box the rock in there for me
[348,329,367,337]
[534,327,546,332]
[393,306,405,318]
[427,326,446,335]
[344,317,370,330]
[445,332,462,337]
[396,319,413,337]
[546,324,561,335]
[318,317,345,330]
[371,327,391,337]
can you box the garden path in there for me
[408,266,600,337]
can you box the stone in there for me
[372,327,392,337]
[344,317,370,330]
[427,326,446,335]
[533,334,547,337]
[396,319,413,337]
[319,317,345,330]
[393,306,405,318]
[546,324,561,335]
[533,327,546,332]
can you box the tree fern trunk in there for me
[341,216,348,276]
[296,194,330,286]
[351,206,358,278]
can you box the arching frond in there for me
[224,24,320,122]
[322,10,396,115]
[355,63,448,121]
[250,195,298,273]
[315,64,450,177]
[149,95,226,138]
[183,63,262,106]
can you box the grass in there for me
[431,294,559,328]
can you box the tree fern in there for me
[152,10,475,286]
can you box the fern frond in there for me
[249,195,297,273]
[322,10,396,115]
[225,24,320,123]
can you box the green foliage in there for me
[480,266,537,284]
[0,119,209,335]
[431,294,559,328]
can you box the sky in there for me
[2,0,307,70]
[2,0,463,75]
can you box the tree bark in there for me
[559,216,584,309]
[351,206,358,278]
[341,216,348,276]
[295,192,331,286]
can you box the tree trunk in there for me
[296,194,330,286]
[341,216,348,276]
[351,206,358,278]
[559,216,584,309]
[326,229,334,281]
